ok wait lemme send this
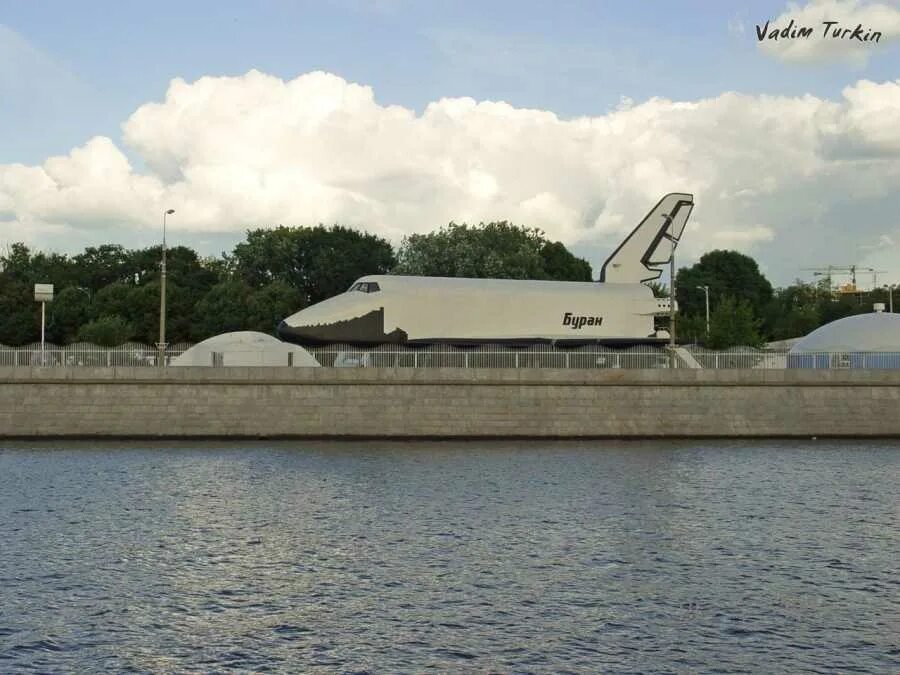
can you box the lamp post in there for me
[658,210,677,369]
[669,247,676,369]
[157,209,175,367]
[697,285,710,338]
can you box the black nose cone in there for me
[277,320,304,344]
[277,309,407,346]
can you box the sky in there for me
[2,0,900,286]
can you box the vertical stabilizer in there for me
[599,193,694,283]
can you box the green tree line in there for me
[2,225,887,348]
[1,222,591,346]
[673,250,893,349]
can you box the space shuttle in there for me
[278,193,694,346]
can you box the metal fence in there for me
[308,344,677,369]
[0,342,191,367]
[305,344,897,370]
[3,342,899,369]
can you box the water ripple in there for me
[0,439,897,672]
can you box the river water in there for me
[1,441,897,673]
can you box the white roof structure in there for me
[790,313,900,353]
[171,331,320,367]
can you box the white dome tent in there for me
[788,312,900,368]
[171,332,320,367]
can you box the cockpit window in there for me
[349,282,381,293]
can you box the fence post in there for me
[107,351,111,367]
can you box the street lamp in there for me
[157,208,175,367]
[661,212,677,368]
[669,251,676,367]
[697,285,710,338]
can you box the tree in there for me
[706,296,763,349]
[647,281,669,298]
[128,280,195,344]
[46,286,93,344]
[676,313,709,346]
[393,221,592,280]
[1,243,80,291]
[0,243,33,279]
[193,280,304,339]
[818,292,868,325]
[122,245,219,292]
[0,243,82,344]
[762,282,822,341]
[77,316,135,346]
[538,241,592,281]
[89,280,195,344]
[232,225,396,304]
[71,245,131,291]
[247,281,304,334]
[91,282,134,320]
[676,250,773,320]
[0,279,38,345]
[193,280,255,338]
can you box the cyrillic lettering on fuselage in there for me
[562,312,603,330]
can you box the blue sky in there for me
[4,0,897,164]
[2,0,900,284]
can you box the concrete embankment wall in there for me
[1,367,899,439]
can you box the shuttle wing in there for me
[598,193,694,284]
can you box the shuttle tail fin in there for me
[598,193,694,284]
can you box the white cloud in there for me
[2,69,900,283]
[757,0,900,64]
[712,226,776,246]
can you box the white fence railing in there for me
[307,345,900,369]
[2,342,899,369]
[0,342,191,367]
[310,344,676,369]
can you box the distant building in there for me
[171,331,320,367]
[788,311,900,368]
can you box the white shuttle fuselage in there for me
[278,193,694,346]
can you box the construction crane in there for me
[801,265,883,293]
[801,265,888,294]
